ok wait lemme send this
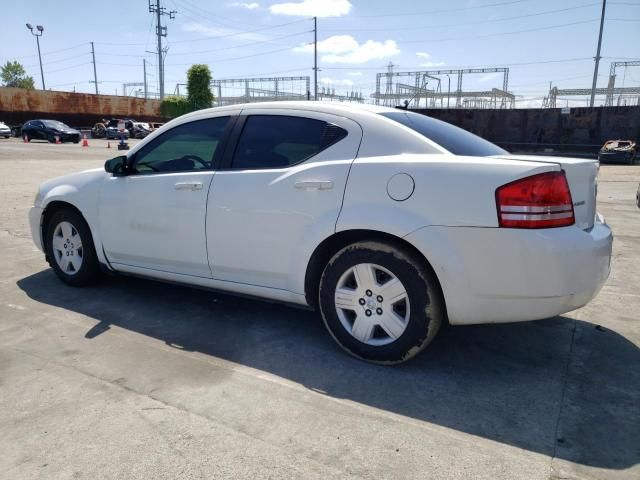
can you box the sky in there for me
[1,0,639,107]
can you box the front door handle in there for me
[294,180,334,191]
[174,181,203,191]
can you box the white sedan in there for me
[29,102,612,363]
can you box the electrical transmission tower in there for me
[149,0,175,101]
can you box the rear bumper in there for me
[29,206,44,252]
[598,151,634,161]
[405,217,613,325]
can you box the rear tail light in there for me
[496,171,574,228]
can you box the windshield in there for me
[380,111,508,157]
[42,120,70,130]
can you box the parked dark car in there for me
[101,118,131,140]
[598,139,636,164]
[22,119,81,143]
[105,127,130,140]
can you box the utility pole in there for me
[313,16,318,100]
[143,59,148,99]
[90,41,99,95]
[590,0,606,108]
[26,24,45,90]
[149,0,175,101]
[446,74,451,108]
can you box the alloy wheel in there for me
[334,263,410,346]
[52,221,84,275]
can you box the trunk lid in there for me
[495,155,598,230]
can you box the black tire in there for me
[44,209,101,286]
[47,134,55,143]
[318,241,444,364]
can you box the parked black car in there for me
[22,119,81,143]
[100,118,131,140]
[598,139,636,165]
[105,127,130,140]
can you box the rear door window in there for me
[231,115,348,169]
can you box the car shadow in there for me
[17,269,640,471]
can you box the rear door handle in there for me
[294,180,334,190]
[174,181,203,191]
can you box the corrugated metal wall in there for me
[0,87,164,127]
[413,106,640,154]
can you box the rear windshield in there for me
[42,120,69,129]
[380,111,508,157]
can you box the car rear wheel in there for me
[319,241,444,364]
[44,209,101,286]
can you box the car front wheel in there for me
[44,209,101,286]
[319,241,444,364]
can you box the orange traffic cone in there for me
[55,135,61,144]
[23,135,28,143]
[81,134,89,147]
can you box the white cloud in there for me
[294,35,399,64]
[321,77,354,86]
[270,0,352,17]
[347,71,363,76]
[415,51,445,68]
[183,22,266,41]
[229,2,260,9]
[294,35,357,54]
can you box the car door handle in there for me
[174,181,203,191]
[294,180,334,190]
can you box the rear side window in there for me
[231,115,348,169]
[380,111,507,157]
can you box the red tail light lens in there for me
[496,171,575,228]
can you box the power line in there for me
[324,3,600,32]
[322,57,595,71]
[398,19,599,44]
[352,0,532,18]
[172,0,265,28]
[24,53,91,68]
[169,30,311,56]
[94,19,308,46]
[46,62,90,74]
[20,42,88,59]
[164,46,295,66]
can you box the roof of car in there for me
[181,101,400,119]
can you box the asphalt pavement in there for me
[0,137,638,479]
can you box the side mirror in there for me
[104,155,128,176]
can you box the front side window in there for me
[380,111,508,157]
[132,117,229,174]
[231,115,348,169]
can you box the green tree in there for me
[1,61,35,89]
[187,64,214,110]
[160,95,191,119]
